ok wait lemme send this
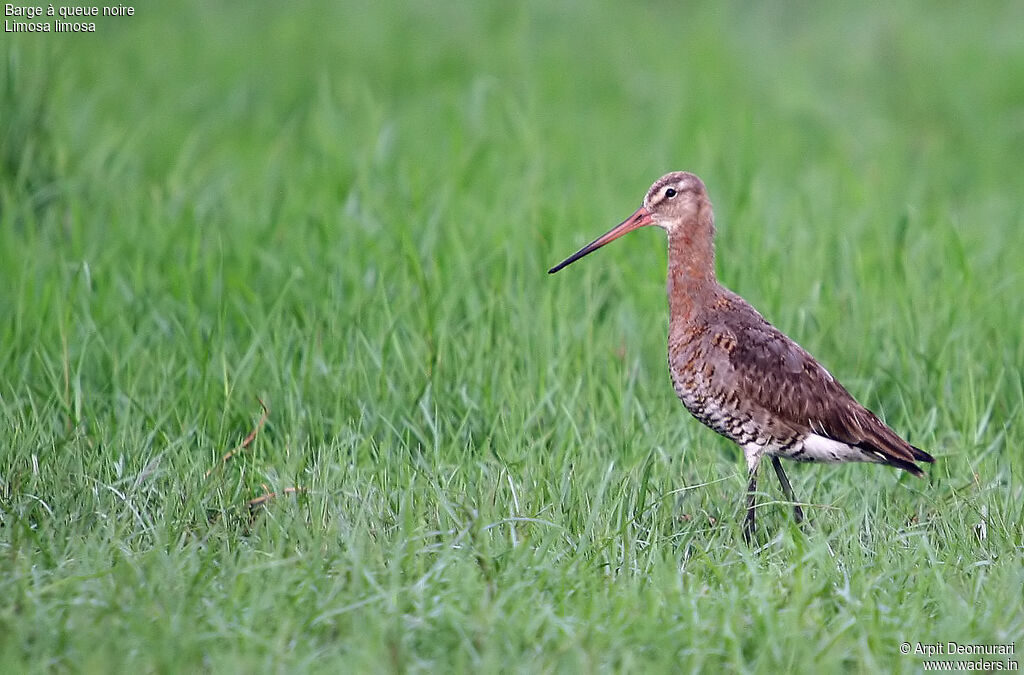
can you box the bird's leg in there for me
[741,447,763,544]
[770,456,804,524]
[743,469,757,544]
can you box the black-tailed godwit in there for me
[549,171,933,541]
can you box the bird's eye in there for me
[665,188,677,199]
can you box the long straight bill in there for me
[548,206,654,274]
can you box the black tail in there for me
[910,445,935,464]
[854,438,934,478]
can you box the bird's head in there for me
[548,171,711,274]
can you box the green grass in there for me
[2,1,1023,671]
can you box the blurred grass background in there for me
[1,0,1023,671]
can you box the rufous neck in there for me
[666,214,717,322]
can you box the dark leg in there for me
[743,469,757,544]
[771,456,804,524]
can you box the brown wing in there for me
[717,304,933,475]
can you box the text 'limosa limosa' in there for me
[549,171,933,542]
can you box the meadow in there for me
[1,1,1023,671]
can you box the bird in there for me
[548,171,933,542]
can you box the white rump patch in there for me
[800,434,867,463]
